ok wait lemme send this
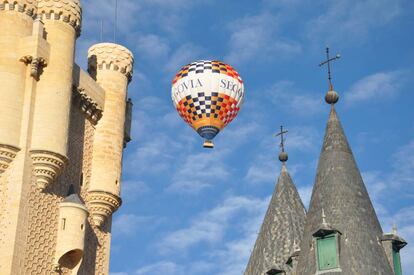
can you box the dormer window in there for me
[380,225,407,275]
[316,233,339,271]
[313,209,342,274]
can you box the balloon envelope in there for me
[171,60,245,147]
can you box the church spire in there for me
[245,128,306,275]
[296,50,394,274]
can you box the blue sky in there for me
[75,1,414,274]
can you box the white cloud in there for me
[225,13,301,65]
[159,196,266,252]
[359,139,414,272]
[245,154,277,185]
[113,214,154,236]
[305,0,402,44]
[135,261,181,275]
[266,81,323,116]
[345,71,406,104]
[121,180,149,203]
[163,43,204,75]
[135,34,170,60]
[168,150,229,193]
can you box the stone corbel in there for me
[72,87,103,125]
[20,56,47,80]
[18,18,50,80]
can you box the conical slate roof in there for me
[245,164,306,275]
[296,107,393,274]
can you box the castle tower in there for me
[296,83,396,273]
[0,0,36,174]
[0,1,134,274]
[30,0,82,189]
[86,43,134,227]
[245,131,306,275]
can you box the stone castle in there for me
[0,0,133,274]
[244,87,408,273]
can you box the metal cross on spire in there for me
[275,125,288,153]
[319,47,341,90]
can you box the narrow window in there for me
[79,173,83,187]
[393,247,402,275]
[316,234,338,271]
[62,218,66,230]
[81,224,84,231]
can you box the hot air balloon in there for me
[171,60,245,148]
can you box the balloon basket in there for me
[203,140,214,149]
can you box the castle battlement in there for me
[0,0,36,16]
[37,0,82,36]
[88,43,134,82]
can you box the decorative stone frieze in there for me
[72,87,103,125]
[36,0,82,36]
[0,0,36,17]
[86,190,122,227]
[0,144,20,174]
[88,43,134,82]
[30,150,68,189]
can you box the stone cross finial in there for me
[275,126,288,162]
[319,47,341,91]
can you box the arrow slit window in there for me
[316,233,339,271]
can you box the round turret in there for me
[30,0,81,189]
[36,0,82,36]
[54,191,88,273]
[88,43,134,82]
[0,0,37,176]
[87,43,134,228]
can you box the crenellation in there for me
[88,43,134,82]
[0,0,36,16]
[36,0,82,36]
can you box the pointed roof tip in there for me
[281,162,288,173]
[321,103,352,154]
[245,155,306,275]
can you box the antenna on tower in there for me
[114,0,118,42]
[100,20,103,42]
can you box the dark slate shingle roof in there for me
[245,164,306,275]
[296,107,393,274]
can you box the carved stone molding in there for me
[36,0,82,37]
[0,144,20,175]
[30,150,68,189]
[72,87,103,125]
[0,0,36,17]
[88,43,134,83]
[86,190,122,228]
[20,56,47,80]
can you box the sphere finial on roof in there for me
[325,90,339,104]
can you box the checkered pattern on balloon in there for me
[171,60,244,143]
